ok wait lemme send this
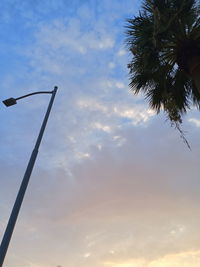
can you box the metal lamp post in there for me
[0,86,58,266]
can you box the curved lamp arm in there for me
[2,86,57,107]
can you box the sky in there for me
[0,0,200,266]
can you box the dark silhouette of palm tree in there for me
[126,0,200,136]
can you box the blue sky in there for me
[1,1,200,267]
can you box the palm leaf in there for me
[125,0,200,126]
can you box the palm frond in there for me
[125,0,200,126]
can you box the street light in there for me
[0,86,58,266]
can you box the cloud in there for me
[103,250,200,267]
[188,118,200,127]
[2,116,199,267]
[5,1,153,172]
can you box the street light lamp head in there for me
[3,98,17,107]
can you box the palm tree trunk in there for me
[188,56,200,93]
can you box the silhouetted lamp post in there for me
[0,86,58,266]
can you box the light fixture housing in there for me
[3,98,17,107]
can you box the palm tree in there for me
[126,0,200,131]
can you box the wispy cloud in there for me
[188,118,200,127]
